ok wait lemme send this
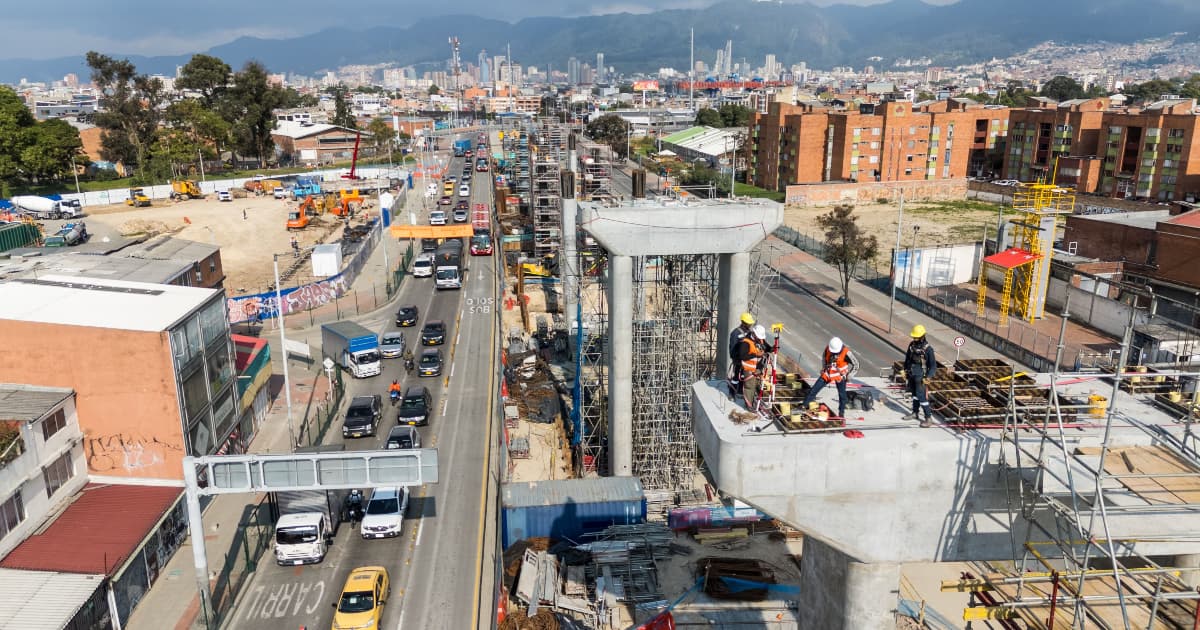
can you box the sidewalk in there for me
[126,348,329,630]
[764,234,1119,372]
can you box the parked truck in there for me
[452,138,471,157]
[292,176,322,199]
[11,195,83,220]
[321,321,382,378]
[42,222,87,247]
[272,445,349,566]
[434,238,464,290]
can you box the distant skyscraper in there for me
[567,57,581,85]
[596,53,605,83]
[765,54,777,79]
[478,50,490,85]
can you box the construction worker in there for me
[803,337,859,419]
[903,324,936,427]
[736,325,769,408]
[726,312,756,397]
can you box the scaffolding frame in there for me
[949,290,1200,628]
[531,143,562,259]
[577,140,617,202]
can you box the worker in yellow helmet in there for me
[903,324,936,427]
[726,312,757,398]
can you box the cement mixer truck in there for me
[11,196,83,220]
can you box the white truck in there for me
[11,195,83,220]
[321,321,382,378]
[272,446,349,566]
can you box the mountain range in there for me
[3,0,1200,84]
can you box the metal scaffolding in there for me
[531,146,562,259]
[945,290,1200,628]
[577,140,617,202]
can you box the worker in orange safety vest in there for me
[802,337,859,418]
[732,325,768,407]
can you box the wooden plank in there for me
[1074,446,1200,505]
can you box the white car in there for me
[412,253,434,277]
[216,190,232,202]
[360,487,408,539]
[274,187,288,199]
[458,185,470,197]
[430,210,447,225]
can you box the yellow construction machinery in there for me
[169,180,204,200]
[125,187,151,207]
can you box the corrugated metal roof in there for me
[0,483,182,576]
[502,477,643,508]
[0,569,105,630]
[0,383,73,423]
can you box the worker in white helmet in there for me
[802,336,859,419]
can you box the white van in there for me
[360,487,408,539]
[413,253,434,278]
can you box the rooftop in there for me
[0,250,193,285]
[272,120,367,139]
[0,383,74,423]
[0,274,218,332]
[121,235,218,262]
[0,569,106,630]
[1166,208,1200,228]
[0,483,182,576]
[1074,209,1172,230]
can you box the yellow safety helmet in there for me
[740,312,755,325]
[910,324,926,338]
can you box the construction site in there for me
[484,114,1200,629]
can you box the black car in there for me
[454,200,470,211]
[342,395,382,438]
[417,349,444,377]
[461,173,472,182]
[420,238,439,252]
[397,385,432,426]
[420,320,446,345]
[396,304,419,327]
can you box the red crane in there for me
[342,131,362,180]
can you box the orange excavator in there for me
[334,189,365,217]
[286,196,317,230]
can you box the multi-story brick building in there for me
[750,98,1009,191]
[1004,97,1200,202]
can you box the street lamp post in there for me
[273,254,297,450]
[69,155,81,197]
[905,225,921,294]
[887,190,906,333]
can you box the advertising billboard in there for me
[632,80,660,92]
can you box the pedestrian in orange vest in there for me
[802,337,859,418]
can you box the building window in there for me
[41,409,66,441]
[904,168,912,176]
[43,452,74,498]
[907,140,916,149]
[1169,128,1185,138]
[872,128,881,135]
[907,155,914,162]
[0,492,24,540]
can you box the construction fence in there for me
[207,500,274,628]
[295,364,345,449]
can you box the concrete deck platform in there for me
[693,376,1200,565]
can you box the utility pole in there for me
[887,190,905,333]
[689,28,695,113]
[449,37,461,129]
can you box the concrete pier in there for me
[716,252,750,380]
[607,254,633,475]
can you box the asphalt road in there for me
[225,142,498,630]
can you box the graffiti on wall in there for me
[226,274,349,324]
[84,431,183,474]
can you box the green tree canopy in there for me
[176,54,231,108]
[585,113,630,158]
[0,86,35,189]
[86,51,164,176]
[21,119,82,182]
[1040,75,1085,102]
[717,104,753,128]
[332,86,356,129]
[225,61,286,168]
[695,108,722,126]
[428,84,440,96]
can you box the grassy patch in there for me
[734,182,785,202]
[908,199,1005,215]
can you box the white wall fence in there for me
[894,242,982,289]
[44,166,409,208]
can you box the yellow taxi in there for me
[331,566,390,630]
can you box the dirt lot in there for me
[83,194,370,294]
[784,198,1017,252]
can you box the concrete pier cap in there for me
[577,198,784,256]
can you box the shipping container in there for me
[0,222,39,252]
[501,477,645,549]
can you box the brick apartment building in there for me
[1004,97,1200,202]
[749,98,1009,191]
[271,120,371,166]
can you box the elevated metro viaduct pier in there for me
[694,374,1200,628]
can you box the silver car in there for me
[413,253,434,277]
[379,332,406,358]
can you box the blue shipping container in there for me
[501,477,645,549]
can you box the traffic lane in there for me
[399,226,496,628]
[754,271,900,378]
[225,254,443,630]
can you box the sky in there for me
[1,0,959,60]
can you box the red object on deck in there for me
[638,612,675,630]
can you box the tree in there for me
[20,119,82,182]
[166,99,230,154]
[280,87,317,109]
[331,85,356,129]
[0,86,35,192]
[1122,78,1180,104]
[86,51,164,177]
[225,61,286,168]
[428,84,440,96]
[695,108,722,127]
[367,117,394,152]
[585,113,630,158]
[1040,75,1085,102]
[816,204,879,307]
[176,54,231,108]
[717,104,753,128]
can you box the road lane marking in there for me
[470,215,500,630]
